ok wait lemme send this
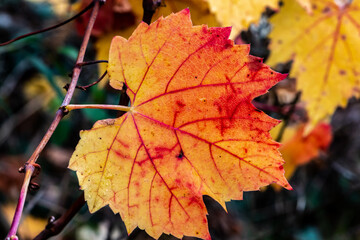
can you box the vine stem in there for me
[5,168,33,240]
[33,193,85,240]
[6,1,102,239]
[65,104,131,112]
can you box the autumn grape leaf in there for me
[206,0,279,38]
[267,0,360,131]
[270,122,332,189]
[69,9,290,239]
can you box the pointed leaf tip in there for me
[182,8,190,15]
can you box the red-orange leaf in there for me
[271,122,332,189]
[69,9,290,240]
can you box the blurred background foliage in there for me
[1,0,360,240]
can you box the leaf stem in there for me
[6,1,102,239]
[65,104,131,112]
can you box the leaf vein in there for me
[92,115,128,210]
[131,114,191,220]
[134,112,283,184]
[136,79,268,108]
[164,34,221,93]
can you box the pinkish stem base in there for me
[6,166,34,240]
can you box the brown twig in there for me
[5,1,102,239]
[142,0,162,25]
[33,193,85,240]
[117,85,131,117]
[76,60,108,67]
[0,1,95,47]
[64,70,108,91]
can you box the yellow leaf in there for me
[70,10,290,239]
[267,0,360,131]
[296,0,313,13]
[206,0,279,38]
[23,74,65,107]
